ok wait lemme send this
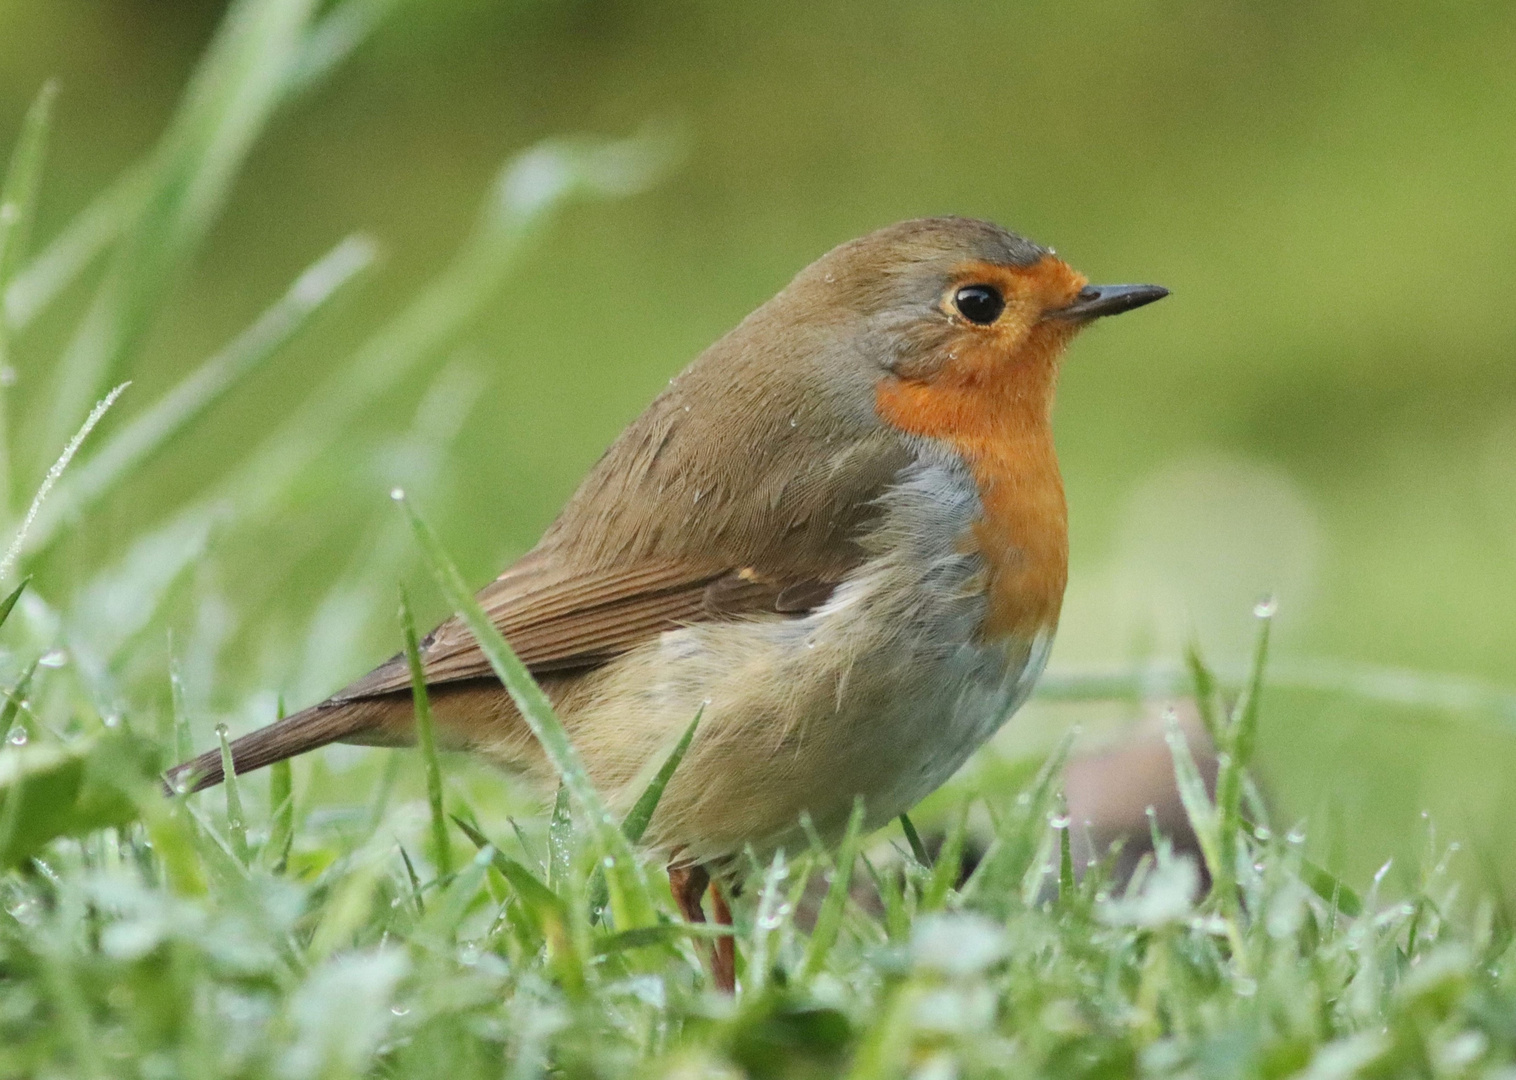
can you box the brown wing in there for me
[333,282,917,706]
[333,553,846,702]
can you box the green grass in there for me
[3,2,1516,1076]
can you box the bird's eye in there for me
[953,284,1005,325]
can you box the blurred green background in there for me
[1,0,1513,885]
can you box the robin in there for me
[169,217,1166,990]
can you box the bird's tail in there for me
[164,697,398,795]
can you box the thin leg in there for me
[668,862,710,925]
[710,882,736,993]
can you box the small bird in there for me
[170,217,1165,989]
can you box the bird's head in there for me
[773,217,1167,452]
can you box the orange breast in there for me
[874,322,1072,641]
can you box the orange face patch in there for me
[873,254,1089,641]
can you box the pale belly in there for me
[556,452,1059,863]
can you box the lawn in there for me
[2,2,1515,1076]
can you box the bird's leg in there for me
[669,861,738,992]
[668,862,710,925]
[709,882,736,993]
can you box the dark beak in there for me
[1047,283,1169,321]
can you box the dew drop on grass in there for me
[391,1005,410,1016]
[1287,828,1306,845]
[1252,825,1271,841]
[1048,814,1070,830]
[390,487,405,501]
[6,726,27,746]
[38,649,66,668]
[1253,596,1277,618]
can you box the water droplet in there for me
[1400,903,1416,916]
[1048,814,1070,830]
[1286,828,1306,845]
[38,649,67,668]
[788,417,798,428]
[390,487,405,501]
[215,723,229,738]
[1253,596,1277,619]
[1252,825,1272,842]
[824,273,835,283]
[683,405,691,412]
[390,1005,410,1016]
[6,726,27,746]
[103,713,121,728]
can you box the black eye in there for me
[953,284,1005,325]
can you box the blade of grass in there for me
[452,813,585,992]
[801,796,866,981]
[400,495,658,929]
[3,0,390,335]
[898,812,930,869]
[0,383,127,585]
[621,707,701,845]
[168,639,193,768]
[267,759,293,874]
[215,724,248,863]
[0,82,57,516]
[1185,640,1225,748]
[398,844,425,916]
[746,849,791,993]
[22,235,377,556]
[1216,602,1273,920]
[588,707,702,919]
[921,802,968,912]
[0,577,27,630]
[1057,795,1076,903]
[0,82,59,299]
[0,659,37,743]
[960,732,1074,911]
[548,783,572,893]
[400,586,451,878]
[43,0,319,451]
[593,922,733,956]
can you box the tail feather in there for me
[164,699,388,794]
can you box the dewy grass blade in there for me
[960,731,1073,910]
[621,707,701,845]
[452,813,585,992]
[0,659,37,740]
[400,495,658,928]
[548,783,572,893]
[44,0,319,451]
[801,796,866,980]
[22,236,376,557]
[216,724,248,864]
[400,586,451,878]
[0,382,127,584]
[1216,603,1273,918]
